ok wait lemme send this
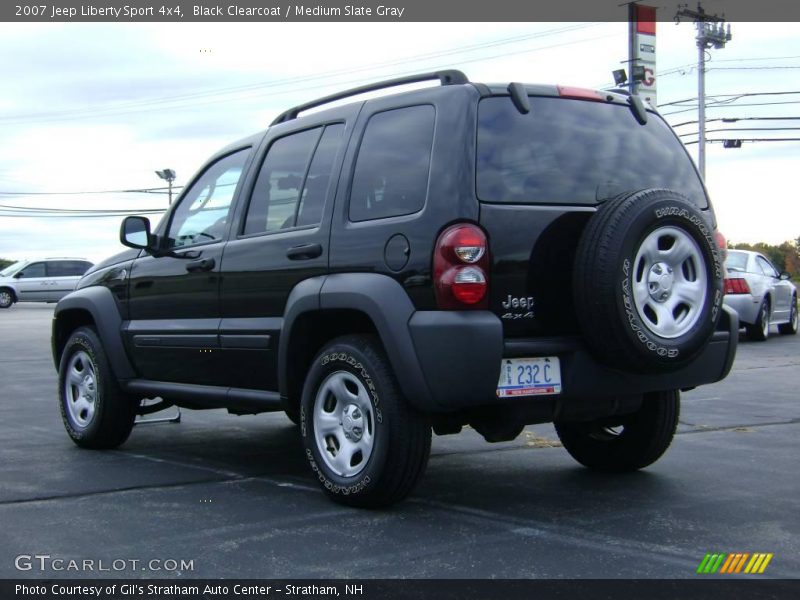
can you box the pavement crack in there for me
[677,418,800,434]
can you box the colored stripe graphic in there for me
[698,552,774,575]
[758,554,774,573]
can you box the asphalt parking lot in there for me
[0,303,798,579]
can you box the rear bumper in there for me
[407,306,738,412]
[723,294,760,326]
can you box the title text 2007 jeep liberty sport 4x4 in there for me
[52,71,737,507]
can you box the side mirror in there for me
[13,271,23,279]
[779,271,791,281]
[120,216,154,251]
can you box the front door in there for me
[125,147,252,385]
[13,261,49,302]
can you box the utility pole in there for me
[155,169,177,205]
[675,3,732,179]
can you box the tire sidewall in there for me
[615,194,724,366]
[300,341,388,499]
[59,329,107,441]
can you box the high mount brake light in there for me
[434,224,490,309]
[556,86,604,102]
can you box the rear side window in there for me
[47,261,92,277]
[244,124,343,235]
[349,105,435,222]
[477,96,708,207]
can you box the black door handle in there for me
[185,257,216,272]
[286,243,323,260]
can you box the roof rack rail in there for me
[270,70,469,125]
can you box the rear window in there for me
[725,251,748,273]
[477,96,708,207]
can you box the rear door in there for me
[125,147,252,385]
[46,260,93,300]
[218,106,355,390]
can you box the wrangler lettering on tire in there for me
[574,189,724,372]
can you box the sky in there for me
[0,17,799,262]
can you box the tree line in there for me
[729,238,800,279]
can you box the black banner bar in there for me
[3,579,799,600]
[3,0,800,23]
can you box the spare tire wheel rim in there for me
[631,225,708,339]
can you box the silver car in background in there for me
[723,249,798,340]
[0,258,94,309]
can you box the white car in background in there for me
[0,258,94,309]
[723,249,798,341]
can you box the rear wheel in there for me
[300,335,431,508]
[746,299,770,341]
[778,296,797,335]
[555,390,680,471]
[58,326,136,449]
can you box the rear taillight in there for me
[715,230,728,262]
[434,223,490,309]
[724,278,751,295]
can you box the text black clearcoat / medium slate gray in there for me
[51,71,738,507]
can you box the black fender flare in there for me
[52,287,136,380]
[279,274,436,410]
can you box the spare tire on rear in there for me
[574,189,724,373]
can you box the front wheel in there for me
[778,296,797,335]
[58,326,136,449]
[554,390,680,471]
[0,288,14,309]
[300,335,431,508]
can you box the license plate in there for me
[496,357,562,398]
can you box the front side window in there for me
[17,262,45,278]
[756,256,778,278]
[349,105,435,222]
[167,149,249,249]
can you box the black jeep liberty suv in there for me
[52,71,738,507]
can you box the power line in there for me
[0,186,179,196]
[0,204,166,213]
[662,99,800,116]
[1,24,604,125]
[660,90,800,108]
[671,116,800,127]
[678,127,800,137]
[684,137,800,145]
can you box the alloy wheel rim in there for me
[762,304,769,337]
[0,291,11,307]
[632,226,708,339]
[313,371,375,478]
[64,351,98,428]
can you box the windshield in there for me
[477,96,708,207]
[725,251,749,272]
[0,261,26,277]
